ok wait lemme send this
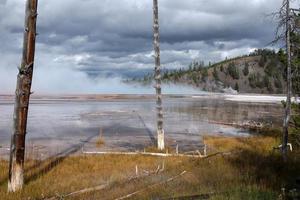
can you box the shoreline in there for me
[0,93,294,103]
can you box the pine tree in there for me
[234,82,239,92]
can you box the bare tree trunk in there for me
[282,0,292,161]
[153,0,164,150]
[8,0,38,192]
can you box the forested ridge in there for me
[134,48,300,94]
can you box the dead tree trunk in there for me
[8,0,38,192]
[153,0,164,150]
[282,0,292,161]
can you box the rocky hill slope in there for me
[136,49,287,94]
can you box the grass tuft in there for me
[96,128,105,147]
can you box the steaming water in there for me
[0,94,283,158]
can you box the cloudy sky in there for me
[0,0,299,94]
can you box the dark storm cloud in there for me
[33,0,280,54]
[0,0,297,93]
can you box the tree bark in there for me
[153,0,164,150]
[282,0,292,161]
[8,0,38,192]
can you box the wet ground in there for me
[0,94,284,159]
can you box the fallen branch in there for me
[203,151,233,159]
[44,183,109,200]
[162,192,217,200]
[183,149,206,157]
[64,183,109,198]
[83,150,233,160]
[82,151,206,158]
[114,171,187,200]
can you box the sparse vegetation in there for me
[227,63,240,80]
[213,67,219,81]
[259,54,268,67]
[274,77,283,90]
[243,62,249,76]
[220,64,224,72]
[201,68,208,82]
[263,75,271,89]
[248,73,261,88]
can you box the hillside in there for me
[136,49,287,94]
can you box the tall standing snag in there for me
[8,0,38,192]
[282,0,292,161]
[153,0,165,150]
[273,0,294,161]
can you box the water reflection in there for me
[0,95,283,158]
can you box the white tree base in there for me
[8,164,24,192]
[157,129,165,150]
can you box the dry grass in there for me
[96,138,105,147]
[144,145,174,154]
[204,135,278,153]
[96,128,105,147]
[0,133,299,200]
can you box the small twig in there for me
[160,161,165,172]
[196,150,202,157]
[128,164,164,181]
[135,165,138,176]
[155,165,160,174]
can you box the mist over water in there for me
[0,66,203,95]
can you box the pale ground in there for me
[224,94,299,103]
